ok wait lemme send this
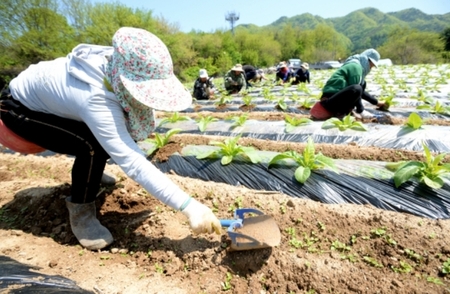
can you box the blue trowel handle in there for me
[220,219,236,227]
[220,218,243,230]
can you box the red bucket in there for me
[0,119,45,154]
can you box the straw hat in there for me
[301,62,309,70]
[231,64,244,72]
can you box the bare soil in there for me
[1,139,450,293]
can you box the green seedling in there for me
[268,137,337,184]
[155,263,164,274]
[196,115,218,132]
[196,134,261,165]
[227,113,248,129]
[227,197,244,212]
[296,82,311,94]
[317,222,325,232]
[296,97,316,109]
[384,234,397,246]
[275,97,288,111]
[426,276,444,286]
[321,114,368,132]
[262,87,271,99]
[404,249,423,263]
[284,114,312,133]
[143,128,182,155]
[214,95,233,107]
[221,272,232,291]
[331,240,351,252]
[416,100,450,115]
[403,113,423,130]
[391,261,413,273]
[363,256,383,268]
[386,142,450,189]
[242,94,254,107]
[442,258,450,274]
[370,227,386,237]
[341,254,358,263]
[158,112,190,126]
[412,88,434,104]
[377,93,396,111]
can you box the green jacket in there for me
[322,63,363,95]
[224,70,245,88]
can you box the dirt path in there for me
[1,153,449,293]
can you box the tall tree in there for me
[0,0,76,65]
[441,27,450,51]
[83,3,159,45]
[379,26,443,64]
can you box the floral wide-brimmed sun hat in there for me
[107,27,192,112]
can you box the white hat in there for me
[199,69,208,78]
[231,64,244,72]
[278,62,287,68]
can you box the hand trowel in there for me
[220,208,281,251]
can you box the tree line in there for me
[0,0,449,85]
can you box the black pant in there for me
[320,84,363,115]
[225,85,243,94]
[0,92,109,204]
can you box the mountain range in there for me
[239,7,450,51]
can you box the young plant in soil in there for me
[377,93,396,111]
[214,94,233,107]
[284,114,312,132]
[195,115,218,132]
[268,137,337,184]
[275,97,288,111]
[290,93,315,110]
[403,112,423,130]
[442,258,450,274]
[226,113,248,129]
[158,112,191,126]
[144,128,182,155]
[386,142,450,189]
[416,100,450,116]
[241,93,255,108]
[196,134,261,165]
[412,88,434,105]
[296,82,311,94]
[321,113,368,131]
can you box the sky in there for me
[93,0,450,32]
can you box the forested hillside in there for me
[260,7,450,52]
[0,2,449,87]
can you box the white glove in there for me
[181,198,221,234]
[360,110,374,119]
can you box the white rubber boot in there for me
[101,172,116,186]
[66,197,113,250]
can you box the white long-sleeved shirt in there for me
[9,44,189,210]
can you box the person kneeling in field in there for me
[193,69,215,100]
[224,64,246,94]
[310,49,386,120]
[0,27,221,250]
[242,64,267,89]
